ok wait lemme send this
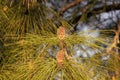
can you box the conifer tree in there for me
[0,0,120,80]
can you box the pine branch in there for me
[70,2,120,23]
[60,0,82,15]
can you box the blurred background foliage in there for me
[0,0,120,80]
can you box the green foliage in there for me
[0,0,120,80]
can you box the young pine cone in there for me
[57,26,66,40]
[56,49,65,67]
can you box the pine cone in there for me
[56,49,65,67]
[57,26,66,40]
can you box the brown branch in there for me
[72,3,120,23]
[60,0,82,15]
[92,3,120,14]
[106,22,120,54]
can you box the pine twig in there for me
[106,22,120,54]
[56,26,71,68]
[60,0,82,15]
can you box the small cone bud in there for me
[3,6,8,11]
[56,49,65,67]
[57,26,66,40]
[29,59,34,70]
